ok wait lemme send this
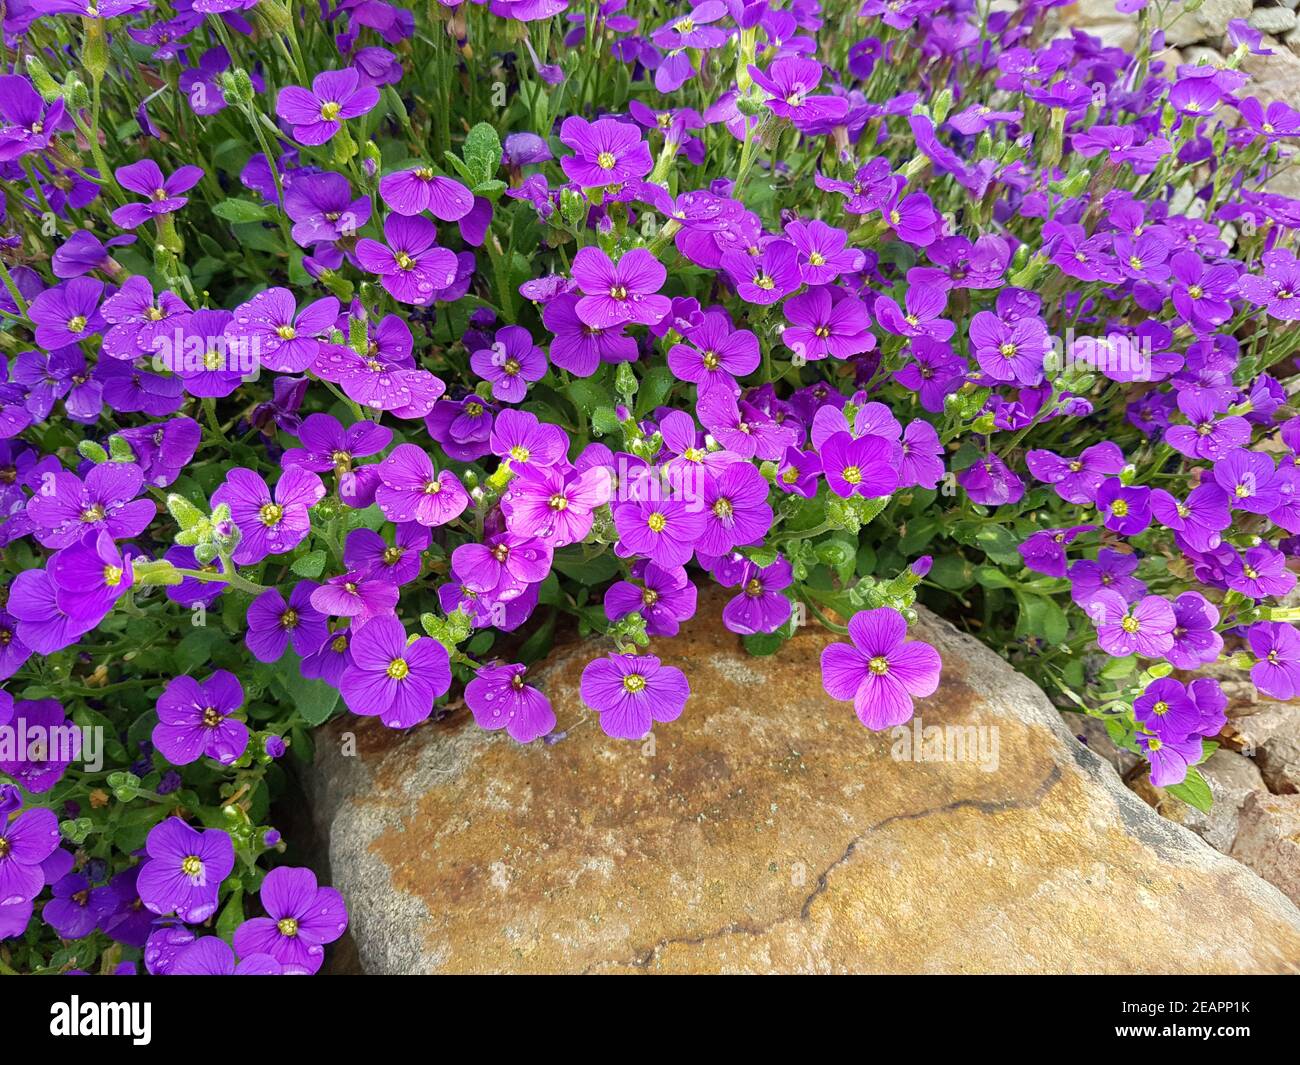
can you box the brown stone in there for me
[307,590,1300,973]
[1232,793,1300,907]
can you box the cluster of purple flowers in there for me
[1,0,1299,976]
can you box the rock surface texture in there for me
[307,592,1300,973]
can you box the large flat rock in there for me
[306,590,1300,973]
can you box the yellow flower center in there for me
[259,503,284,527]
[842,465,862,485]
[868,656,889,675]
[319,101,342,121]
[276,325,296,340]
[647,512,667,533]
[1109,500,1128,517]
[387,658,409,680]
[103,565,123,587]
[622,673,647,693]
[1121,616,1140,633]
[181,855,202,877]
[597,151,617,170]
[277,917,300,937]
[712,498,733,518]
[67,315,87,333]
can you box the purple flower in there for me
[667,308,759,392]
[1139,732,1203,788]
[1096,478,1152,535]
[228,289,340,373]
[1248,621,1300,699]
[245,582,329,663]
[1238,248,1300,322]
[721,240,801,305]
[375,443,470,527]
[26,277,104,349]
[747,57,847,125]
[821,431,898,499]
[1134,677,1201,741]
[344,523,428,586]
[100,276,190,362]
[282,412,392,476]
[613,497,706,568]
[284,171,371,245]
[466,663,556,743]
[874,269,954,341]
[969,309,1047,385]
[275,67,379,145]
[1227,545,1296,600]
[542,294,637,377]
[0,807,59,906]
[109,160,203,228]
[604,561,698,637]
[171,937,283,976]
[722,556,793,635]
[48,528,133,627]
[212,467,325,564]
[25,461,154,548]
[1212,448,1280,514]
[558,116,653,187]
[232,866,347,976]
[339,615,451,728]
[781,286,875,362]
[137,818,234,923]
[570,247,671,329]
[820,608,941,730]
[152,670,249,768]
[1019,525,1093,579]
[43,872,116,940]
[1163,391,1250,461]
[470,325,547,402]
[783,219,864,285]
[1088,591,1176,659]
[355,214,459,304]
[1166,592,1223,670]
[379,166,473,220]
[1150,484,1231,551]
[501,463,611,546]
[697,462,772,556]
[0,74,67,161]
[1025,443,1124,505]
[579,653,690,739]
[310,571,400,619]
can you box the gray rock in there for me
[1250,8,1298,34]
[1232,793,1300,907]
[1253,703,1300,793]
[307,593,1300,973]
[1178,750,1267,852]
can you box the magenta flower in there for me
[378,166,474,220]
[783,219,864,285]
[613,497,706,568]
[275,67,379,145]
[722,556,793,635]
[1026,442,1125,505]
[1166,592,1223,670]
[355,215,459,304]
[697,462,773,556]
[570,247,671,329]
[339,616,451,728]
[1138,732,1204,788]
[137,818,234,923]
[152,670,248,767]
[232,866,347,976]
[1096,478,1152,536]
[212,466,325,565]
[604,561,698,637]
[821,431,898,499]
[721,240,801,305]
[558,116,653,187]
[26,276,105,349]
[781,286,875,362]
[580,653,690,739]
[542,294,637,377]
[171,938,282,977]
[375,444,470,527]
[466,663,556,743]
[666,309,759,393]
[228,289,340,373]
[747,57,848,125]
[820,608,941,730]
[501,462,611,546]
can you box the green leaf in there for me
[291,550,327,578]
[1100,655,1137,680]
[742,632,785,657]
[462,122,502,185]
[211,198,270,223]
[273,650,341,727]
[552,547,620,585]
[1165,766,1213,812]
